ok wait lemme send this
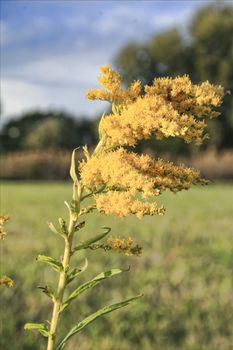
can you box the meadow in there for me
[1,182,233,350]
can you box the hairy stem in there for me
[46,218,76,350]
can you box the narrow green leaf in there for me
[47,221,60,235]
[38,329,50,337]
[37,285,55,301]
[57,294,142,350]
[58,218,68,236]
[24,323,50,338]
[37,255,63,272]
[70,148,79,183]
[73,227,111,252]
[61,268,124,313]
[98,113,105,139]
[66,258,88,285]
[82,145,90,161]
[24,323,45,330]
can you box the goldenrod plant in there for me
[0,215,14,287]
[24,65,224,350]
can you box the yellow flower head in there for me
[86,65,141,106]
[82,66,223,218]
[0,275,14,288]
[100,85,223,147]
[80,147,205,218]
[94,191,165,219]
[0,215,9,240]
[0,215,13,288]
[87,67,223,147]
[145,75,224,119]
[80,148,202,196]
[103,236,142,256]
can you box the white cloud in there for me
[4,52,107,86]
[1,44,111,119]
[1,78,49,116]
[1,78,106,119]
[88,2,197,39]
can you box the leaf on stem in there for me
[58,218,68,236]
[36,255,63,272]
[66,258,88,285]
[98,113,105,139]
[70,148,79,183]
[37,285,55,301]
[47,221,59,235]
[56,294,142,350]
[82,145,90,161]
[72,227,111,252]
[74,220,85,231]
[24,323,50,338]
[61,268,126,313]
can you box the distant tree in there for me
[115,3,233,150]
[189,4,233,149]
[0,111,98,152]
[117,29,193,85]
[115,42,154,86]
[23,118,72,150]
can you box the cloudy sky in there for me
[1,0,211,121]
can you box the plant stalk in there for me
[47,141,100,350]
[46,218,76,350]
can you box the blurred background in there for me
[1,0,233,180]
[1,1,233,350]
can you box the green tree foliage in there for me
[117,29,193,84]
[115,3,233,150]
[0,111,98,152]
[190,4,233,149]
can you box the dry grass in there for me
[1,149,233,180]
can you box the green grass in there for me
[1,182,233,350]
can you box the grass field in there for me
[1,182,233,350]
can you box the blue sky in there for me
[1,0,212,120]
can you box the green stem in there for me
[46,218,76,350]
[47,137,104,350]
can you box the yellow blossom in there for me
[100,92,220,147]
[87,68,223,147]
[0,215,13,288]
[82,66,223,219]
[145,75,224,119]
[80,148,203,198]
[94,191,165,219]
[0,275,14,288]
[86,65,141,106]
[0,215,9,240]
[103,236,142,256]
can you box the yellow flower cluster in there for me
[80,148,203,197]
[0,275,14,288]
[87,66,223,147]
[103,236,142,256]
[86,65,141,106]
[94,191,165,219]
[145,75,223,119]
[0,214,9,240]
[0,215,13,287]
[81,66,223,218]
[100,94,205,146]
